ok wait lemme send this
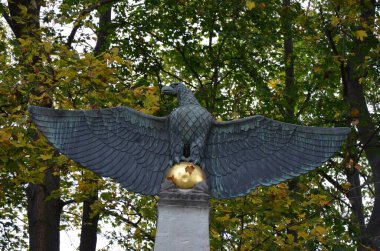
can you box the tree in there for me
[1,0,157,250]
[0,0,379,250]
[3,1,61,250]
[317,0,380,248]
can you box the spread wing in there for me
[204,115,350,199]
[28,105,171,195]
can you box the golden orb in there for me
[165,162,206,189]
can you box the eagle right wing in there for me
[204,115,350,199]
[29,105,171,195]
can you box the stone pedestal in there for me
[154,182,210,251]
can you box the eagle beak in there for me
[161,86,177,96]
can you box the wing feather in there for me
[29,105,170,195]
[205,115,350,198]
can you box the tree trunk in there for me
[94,6,113,54]
[27,168,62,251]
[321,0,379,248]
[79,195,100,251]
[343,63,380,248]
[281,0,299,245]
[281,0,296,121]
[341,0,380,248]
[5,1,63,250]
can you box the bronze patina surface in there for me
[29,83,350,199]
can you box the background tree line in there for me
[0,0,379,250]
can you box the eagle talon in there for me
[168,160,174,167]
[173,156,181,164]
[199,161,205,169]
[181,156,189,162]
[188,157,201,166]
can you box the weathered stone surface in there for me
[154,182,210,251]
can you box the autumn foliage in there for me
[0,0,379,250]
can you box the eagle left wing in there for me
[28,105,171,195]
[204,115,350,199]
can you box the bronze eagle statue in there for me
[28,83,350,199]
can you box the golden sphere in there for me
[165,162,206,189]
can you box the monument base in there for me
[154,181,210,251]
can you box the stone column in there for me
[154,182,210,251]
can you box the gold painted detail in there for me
[166,162,206,189]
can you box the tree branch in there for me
[0,3,15,35]
[318,6,350,98]
[356,124,380,161]
[131,29,198,89]
[173,44,204,87]
[103,209,154,242]
[62,199,76,207]
[318,169,347,195]
[140,46,191,87]
[66,0,117,48]
[295,87,313,118]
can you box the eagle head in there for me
[161,82,183,96]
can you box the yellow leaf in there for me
[18,4,28,16]
[40,153,53,160]
[276,223,286,231]
[298,213,306,219]
[246,1,256,10]
[210,228,220,238]
[287,234,294,244]
[111,47,120,55]
[43,42,53,53]
[333,55,343,65]
[310,194,330,206]
[268,79,279,89]
[313,66,322,73]
[298,231,308,239]
[277,183,288,190]
[0,129,12,142]
[342,182,351,190]
[333,35,340,43]
[312,226,327,236]
[355,30,368,41]
[18,38,32,47]
[331,16,340,27]
[38,166,48,172]
[216,215,230,221]
[359,77,365,84]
